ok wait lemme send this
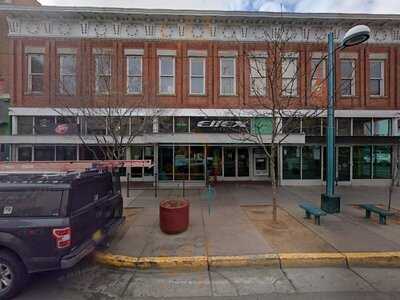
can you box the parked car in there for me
[0,170,124,299]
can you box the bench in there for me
[299,202,327,225]
[359,204,394,225]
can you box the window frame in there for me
[369,59,385,97]
[219,57,236,96]
[340,59,356,97]
[281,54,298,97]
[27,53,44,94]
[158,56,176,95]
[59,54,77,96]
[249,56,267,96]
[95,54,112,95]
[310,57,326,95]
[189,57,206,96]
[126,55,143,95]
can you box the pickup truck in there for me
[0,170,123,299]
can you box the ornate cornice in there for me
[5,8,400,43]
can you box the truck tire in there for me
[0,250,28,300]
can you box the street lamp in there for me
[321,25,370,214]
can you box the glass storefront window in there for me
[282,117,301,134]
[131,146,143,177]
[374,119,391,136]
[143,146,154,176]
[223,148,236,177]
[35,116,55,135]
[86,117,107,135]
[18,146,32,161]
[158,116,173,133]
[174,117,189,133]
[373,146,392,179]
[237,148,249,177]
[353,118,372,136]
[302,118,321,136]
[17,117,34,135]
[174,146,189,180]
[56,146,77,160]
[79,145,107,160]
[206,146,222,177]
[301,146,321,179]
[190,146,204,180]
[336,118,351,136]
[131,117,153,135]
[283,146,301,179]
[158,146,173,180]
[34,146,55,161]
[108,117,130,136]
[56,117,79,135]
[353,145,372,179]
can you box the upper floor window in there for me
[281,53,298,97]
[220,57,236,96]
[59,54,76,95]
[159,55,175,95]
[127,55,143,94]
[340,59,355,97]
[310,57,326,95]
[189,57,205,95]
[95,54,112,95]
[249,56,267,96]
[369,60,384,97]
[27,53,44,94]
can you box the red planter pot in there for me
[159,199,189,234]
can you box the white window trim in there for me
[59,54,76,95]
[126,55,143,95]
[341,59,356,97]
[27,53,44,94]
[189,57,206,95]
[95,54,112,95]
[311,57,326,94]
[158,56,176,95]
[219,57,236,96]
[281,54,298,97]
[369,59,385,97]
[249,56,267,96]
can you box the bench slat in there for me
[360,204,394,216]
[299,202,327,216]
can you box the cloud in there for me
[37,0,400,14]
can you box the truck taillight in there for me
[52,227,71,249]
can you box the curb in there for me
[93,251,400,269]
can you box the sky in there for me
[37,0,400,14]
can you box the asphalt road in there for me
[14,259,400,300]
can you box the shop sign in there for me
[191,117,250,133]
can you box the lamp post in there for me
[321,25,370,213]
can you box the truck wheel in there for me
[0,250,28,300]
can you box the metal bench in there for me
[299,202,327,225]
[359,204,394,225]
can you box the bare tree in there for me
[226,25,351,222]
[54,50,159,163]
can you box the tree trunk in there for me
[270,144,277,222]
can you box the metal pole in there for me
[321,31,341,213]
[326,31,335,198]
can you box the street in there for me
[15,258,400,300]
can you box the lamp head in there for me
[342,25,370,48]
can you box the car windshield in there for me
[0,190,63,217]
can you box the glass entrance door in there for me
[337,146,351,182]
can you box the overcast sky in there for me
[37,0,400,14]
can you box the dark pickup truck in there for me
[0,170,124,299]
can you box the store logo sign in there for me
[196,120,247,128]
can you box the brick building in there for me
[1,5,399,185]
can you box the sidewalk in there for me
[96,183,400,268]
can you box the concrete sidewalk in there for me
[97,183,400,268]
